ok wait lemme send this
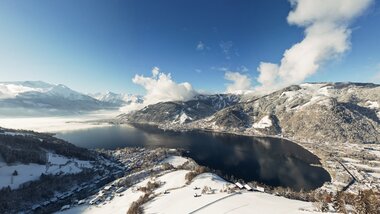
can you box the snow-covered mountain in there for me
[119,82,380,144]
[117,94,241,125]
[0,81,119,115]
[0,81,53,99]
[89,92,143,106]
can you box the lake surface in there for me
[56,124,331,191]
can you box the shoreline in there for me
[116,121,334,190]
[5,118,378,193]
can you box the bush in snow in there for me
[161,163,174,171]
[127,193,151,214]
[185,166,208,184]
[201,186,215,194]
[128,180,162,214]
[138,181,161,193]
[353,189,379,214]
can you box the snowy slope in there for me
[184,82,380,144]
[252,115,272,129]
[145,171,315,214]
[0,81,119,114]
[118,94,241,125]
[0,81,85,100]
[59,170,319,214]
[161,155,189,167]
[0,153,92,190]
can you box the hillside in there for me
[0,128,113,213]
[119,82,380,144]
[117,94,240,125]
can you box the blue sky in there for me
[0,0,379,94]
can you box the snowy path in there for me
[188,192,240,213]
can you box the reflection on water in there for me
[56,124,331,191]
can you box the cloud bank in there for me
[256,0,373,93]
[131,67,197,108]
[224,71,253,94]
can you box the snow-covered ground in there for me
[0,153,92,189]
[58,169,318,214]
[146,171,315,214]
[58,186,144,214]
[179,112,192,124]
[0,111,118,133]
[252,115,272,129]
[366,100,379,109]
[161,155,189,168]
[300,141,380,194]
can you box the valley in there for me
[1,82,379,213]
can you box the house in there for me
[60,205,70,211]
[89,196,101,205]
[235,182,244,189]
[103,185,112,191]
[116,186,126,193]
[50,197,58,203]
[42,201,50,206]
[255,186,265,192]
[31,205,41,211]
[243,184,252,191]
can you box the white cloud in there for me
[152,66,160,77]
[237,65,249,72]
[131,67,197,107]
[256,0,373,93]
[196,41,205,51]
[224,71,253,94]
[218,67,228,72]
[219,41,234,59]
[257,63,279,90]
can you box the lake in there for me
[56,124,331,191]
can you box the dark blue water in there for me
[56,124,331,191]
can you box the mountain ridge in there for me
[118,82,380,144]
[0,81,119,115]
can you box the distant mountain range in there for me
[0,81,142,116]
[119,82,380,144]
[2,81,380,144]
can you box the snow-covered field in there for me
[0,153,92,189]
[58,156,318,214]
[148,171,315,214]
[58,186,144,214]
[252,115,272,129]
[0,111,118,133]
[161,155,189,168]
